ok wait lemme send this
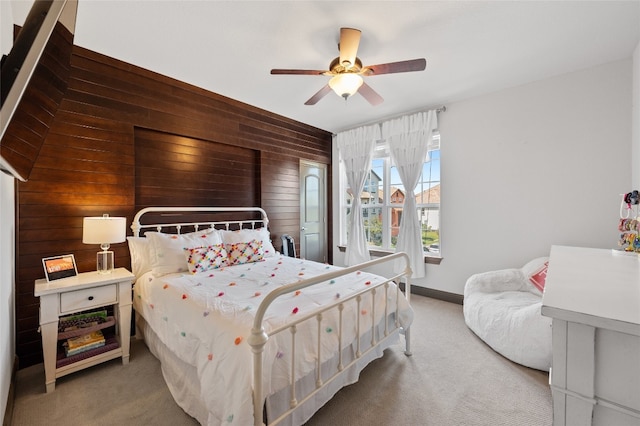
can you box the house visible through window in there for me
[342,132,441,255]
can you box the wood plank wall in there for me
[15,45,332,368]
[1,20,73,181]
[134,128,261,208]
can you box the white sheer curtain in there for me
[336,124,380,266]
[381,110,438,278]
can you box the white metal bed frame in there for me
[132,206,270,236]
[131,206,413,426]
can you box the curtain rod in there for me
[333,105,446,135]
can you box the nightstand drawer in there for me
[60,284,117,313]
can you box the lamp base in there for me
[97,250,114,274]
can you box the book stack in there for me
[59,310,108,357]
[64,330,106,356]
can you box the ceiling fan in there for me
[271,28,427,106]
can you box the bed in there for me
[128,207,414,426]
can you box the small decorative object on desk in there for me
[42,254,77,282]
[618,190,640,253]
[82,214,127,274]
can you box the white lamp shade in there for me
[82,216,126,244]
[329,73,363,99]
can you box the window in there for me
[342,133,440,254]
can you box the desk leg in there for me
[40,321,58,393]
[118,302,132,365]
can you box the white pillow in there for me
[127,236,153,278]
[147,229,223,276]
[220,227,276,257]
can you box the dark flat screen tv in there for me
[0,0,77,181]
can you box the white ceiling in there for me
[11,1,640,133]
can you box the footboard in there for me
[249,252,413,426]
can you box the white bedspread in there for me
[133,255,413,425]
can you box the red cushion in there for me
[529,262,548,292]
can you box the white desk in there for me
[35,268,134,393]
[541,245,640,425]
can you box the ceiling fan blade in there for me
[271,69,328,75]
[358,82,384,106]
[363,58,426,76]
[339,28,361,69]
[304,84,333,105]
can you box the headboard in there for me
[131,206,269,237]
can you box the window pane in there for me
[368,158,384,205]
[304,175,319,222]
[419,207,440,252]
[363,207,382,247]
[390,165,403,205]
[416,149,440,204]
[419,149,440,253]
[390,207,402,248]
[428,149,440,180]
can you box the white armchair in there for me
[463,257,552,371]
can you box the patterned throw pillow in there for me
[226,239,264,265]
[184,244,229,274]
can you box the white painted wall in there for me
[633,40,640,189]
[0,173,15,423]
[0,1,17,420]
[333,59,633,296]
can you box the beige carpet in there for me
[10,296,551,426]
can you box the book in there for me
[64,340,106,357]
[60,310,107,323]
[59,310,107,333]
[64,330,105,357]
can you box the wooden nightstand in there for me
[34,268,135,393]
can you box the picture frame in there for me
[42,254,78,282]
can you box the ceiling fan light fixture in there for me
[329,73,363,100]
[271,28,425,106]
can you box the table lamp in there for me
[82,214,126,274]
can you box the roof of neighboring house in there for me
[367,169,382,183]
[415,184,441,204]
[390,186,404,195]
